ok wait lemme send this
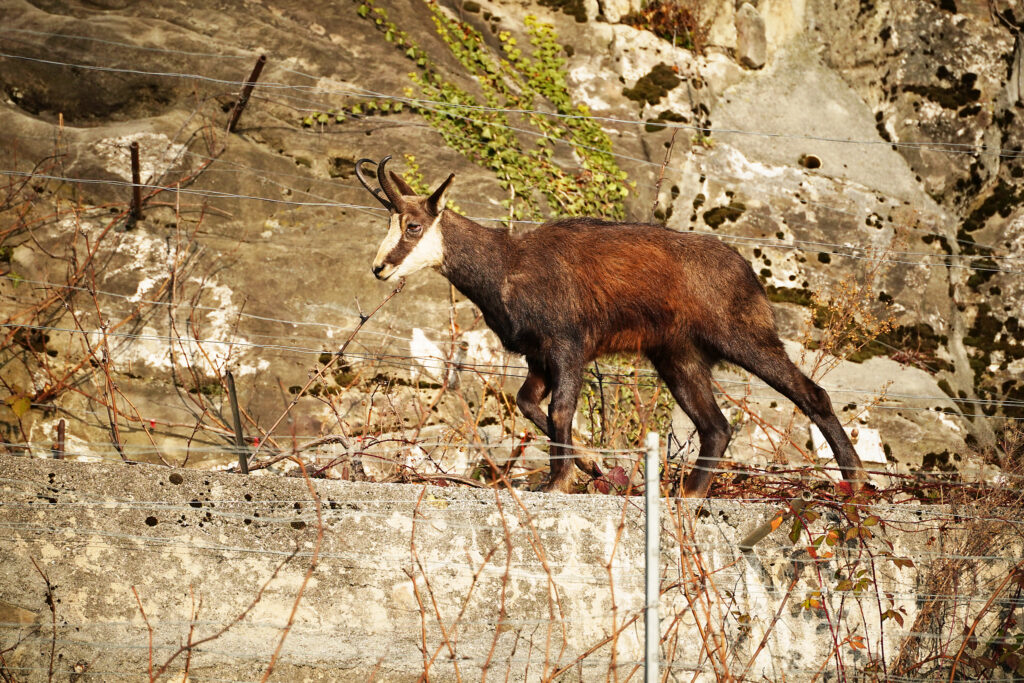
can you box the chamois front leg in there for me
[516,360,551,436]
[540,359,585,493]
[518,359,603,486]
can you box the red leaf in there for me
[606,466,630,488]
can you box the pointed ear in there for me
[427,173,455,215]
[388,170,417,198]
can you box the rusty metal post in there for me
[225,371,248,473]
[53,419,65,459]
[226,54,267,133]
[129,141,142,221]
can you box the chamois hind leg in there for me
[650,351,731,499]
[517,359,602,482]
[731,338,868,490]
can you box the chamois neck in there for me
[439,211,511,316]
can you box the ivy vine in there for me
[340,0,630,220]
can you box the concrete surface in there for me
[2,454,1019,681]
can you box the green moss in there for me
[190,382,223,397]
[922,233,953,254]
[623,63,681,106]
[644,109,686,132]
[463,0,481,12]
[962,303,1024,418]
[844,340,889,364]
[901,72,980,110]
[962,179,1020,234]
[702,202,745,229]
[965,257,998,290]
[921,450,956,472]
[765,285,813,307]
[538,0,588,22]
[328,157,356,179]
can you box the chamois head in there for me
[356,156,454,281]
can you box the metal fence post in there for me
[225,371,248,474]
[645,431,660,683]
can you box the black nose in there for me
[372,264,385,278]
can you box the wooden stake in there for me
[226,55,267,133]
[130,141,142,222]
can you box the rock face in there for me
[0,0,1020,485]
[735,2,767,69]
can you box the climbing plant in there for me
[346,0,629,220]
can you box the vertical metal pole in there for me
[645,431,660,683]
[129,141,142,222]
[225,371,248,474]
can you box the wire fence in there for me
[0,34,1021,262]
[3,17,1024,683]
[3,449,1024,682]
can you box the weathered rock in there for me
[735,2,767,69]
[0,0,1021,479]
[598,0,641,23]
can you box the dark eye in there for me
[406,222,422,236]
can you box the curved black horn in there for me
[355,158,393,211]
[376,155,403,209]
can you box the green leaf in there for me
[10,396,30,418]
[357,4,369,18]
[789,517,803,544]
[836,579,854,591]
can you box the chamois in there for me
[356,156,868,496]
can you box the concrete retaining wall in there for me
[0,454,1017,681]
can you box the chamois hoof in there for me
[836,469,872,497]
[539,477,575,494]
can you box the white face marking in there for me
[392,212,445,278]
[372,215,403,276]
[372,212,445,280]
